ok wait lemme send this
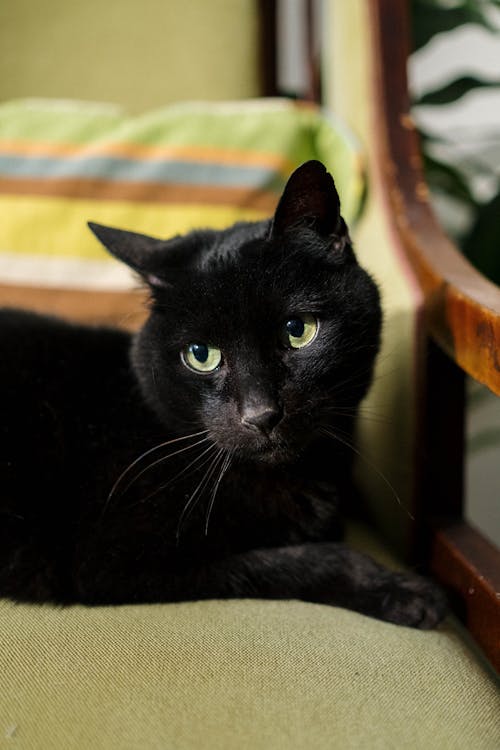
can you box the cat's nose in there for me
[241,404,282,435]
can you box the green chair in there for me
[0,1,498,747]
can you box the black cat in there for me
[0,160,445,627]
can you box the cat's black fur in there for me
[0,161,446,627]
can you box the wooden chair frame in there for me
[368,0,500,670]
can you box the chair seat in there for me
[1,594,498,749]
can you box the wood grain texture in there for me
[0,284,147,330]
[257,0,279,97]
[370,0,500,396]
[431,523,500,673]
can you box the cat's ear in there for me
[88,222,172,288]
[270,160,349,251]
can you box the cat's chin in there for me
[244,445,295,466]
[224,433,306,467]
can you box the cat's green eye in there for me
[182,343,222,373]
[284,313,318,349]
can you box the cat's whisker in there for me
[118,435,211,500]
[298,368,377,416]
[137,441,218,507]
[176,447,225,542]
[331,366,399,398]
[298,390,393,429]
[328,370,380,399]
[321,406,393,427]
[104,429,209,513]
[151,364,158,390]
[319,426,415,521]
[323,405,387,418]
[322,353,394,398]
[204,449,233,536]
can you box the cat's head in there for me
[89,160,381,465]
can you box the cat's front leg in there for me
[200,542,447,629]
[75,541,446,629]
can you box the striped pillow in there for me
[0,98,363,291]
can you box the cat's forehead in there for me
[176,244,333,336]
[199,240,322,302]
[217,219,270,247]
[198,222,326,282]
[198,220,269,267]
[153,219,351,338]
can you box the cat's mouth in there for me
[251,441,300,465]
[211,422,310,466]
[205,403,318,465]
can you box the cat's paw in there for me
[377,572,448,629]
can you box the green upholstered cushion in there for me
[1,598,498,749]
[0,0,261,112]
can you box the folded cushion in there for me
[0,98,363,290]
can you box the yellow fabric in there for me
[1,598,498,749]
[0,195,266,259]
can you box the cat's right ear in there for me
[270,160,350,254]
[88,223,172,288]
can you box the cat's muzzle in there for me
[240,403,283,436]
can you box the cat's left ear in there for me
[88,222,173,287]
[270,160,349,252]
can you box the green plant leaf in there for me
[422,151,478,204]
[463,190,500,285]
[412,0,497,50]
[416,76,500,105]
[468,426,500,453]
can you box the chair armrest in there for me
[370,0,500,398]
